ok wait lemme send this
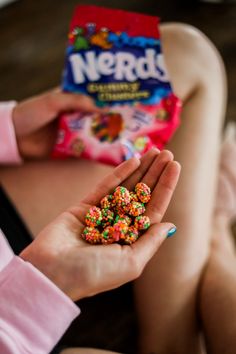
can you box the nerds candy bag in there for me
[52,5,181,165]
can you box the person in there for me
[0,22,228,354]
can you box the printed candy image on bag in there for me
[52,5,182,165]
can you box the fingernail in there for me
[167,227,177,238]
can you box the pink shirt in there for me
[0,103,80,353]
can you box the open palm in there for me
[20,148,180,301]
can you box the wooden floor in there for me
[0,1,236,353]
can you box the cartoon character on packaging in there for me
[90,27,112,49]
[69,27,89,50]
[91,112,124,142]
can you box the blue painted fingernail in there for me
[167,227,177,238]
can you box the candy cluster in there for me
[82,182,151,245]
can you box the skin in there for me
[20,152,181,302]
[12,89,105,159]
[199,213,236,354]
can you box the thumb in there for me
[131,222,177,271]
[13,91,105,138]
[52,92,104,114]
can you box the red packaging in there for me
[52,5,181,165]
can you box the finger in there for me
[141,150,174,191]
[52,91,104,114]
[123,148,160,190]
[146,161,181,223]
[130,222,176,274]
[82,157,140,205]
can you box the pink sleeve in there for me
[0,232,80,354]
[0,102,22,164]
[0,230,14,271]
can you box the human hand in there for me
[20,148,180,301]
[12,89,102,159]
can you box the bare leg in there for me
[0,159,112,236]
[200,214,236,354]
[134,24,226,354]
[200,129,236,354]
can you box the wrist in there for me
[20,246,59,288]
[19,246,80,301]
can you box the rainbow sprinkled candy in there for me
[129,191,139,203]
[124,226,139,244]
[134,215,150,230]
[85,206,102,227]
[128,201,145,217]
[113,186,130,207]
[115,214,132,226]
[82,227,101,244]
[82,182,151,245]
[100,194,113,209]
[135,182,151,203]
[115,204,130,217]
[101,208,114,227]
[101,226,115,244]
[113,220,128,241]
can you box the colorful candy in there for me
[113,186,130,207]
[123,226,139,245]
[114,204,130,217]
[101,208,114,227]
[115,214,132,226]
[129,191,139,203]
[85,206,102,227]
[134,215,150,230]
[100,194,113,209]
[82,227,101,244]
[135,182,151,203]
[128,201,145,217]
[113,220,128,241]
[82,182,151,245]
[101,226,115,244]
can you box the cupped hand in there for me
[20,148,180,301]
[13,89,103,159]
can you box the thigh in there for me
[133,23,226,354]
[160,22,226,264]
[0,159,112,236]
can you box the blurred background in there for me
[0,0,235,123]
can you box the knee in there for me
[162,22,224,72]
[160,23,226,99]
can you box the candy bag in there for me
[52,5,182,165]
